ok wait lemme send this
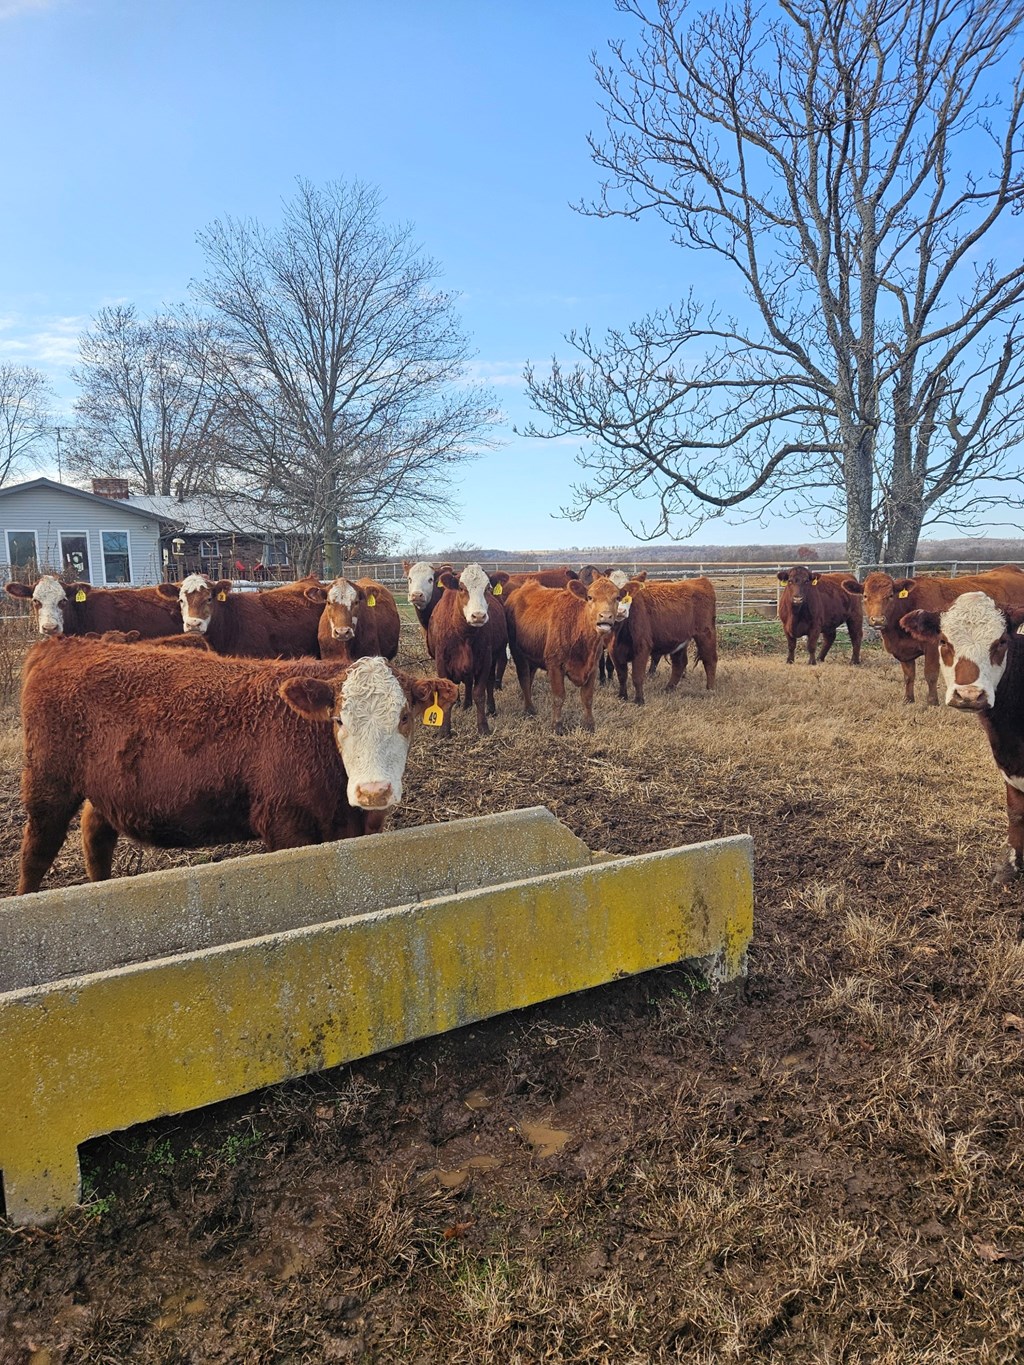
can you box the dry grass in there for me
[2,628,1023,1363]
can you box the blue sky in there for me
[0,0,1020,552]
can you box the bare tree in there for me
[0,364,53,486]
[69,304,227,496]
[195,179,497,576]
[524,0,1024,567]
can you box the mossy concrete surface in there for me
[0,816,753,1227]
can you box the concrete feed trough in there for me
[0,807,753,1226]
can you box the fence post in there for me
[739,575,745,624]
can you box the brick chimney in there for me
[92,478,131,500]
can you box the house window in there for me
[263,538,290,568]
[199,539,220,559]
[101,530,131,584]
[6,530,39,572]
[60,532,91,582]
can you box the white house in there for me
[0,477,172,586]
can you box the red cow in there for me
[610,578,717,703]
[86,630,211,650]
[17,643,458,894]
[404,561,455,633]
[306,578,401,664]
[777,567,863,666]
[842,567,1024,703]
[155,574,323,657]
[900,592,1024,883]
[426,564,508,736]
[5,575,183,638]
[504,576,626,732]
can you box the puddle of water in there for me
[426,1153,502,1188]
[29,1352,52,1365]
[520,1122,571,1158]
[464,1089,491,1110]
[436,1168,469,1189]
[465,1155,501,1171]
[153,1292,207,1331]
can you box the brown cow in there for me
[899,592,1024,883]
[404,561,455,633]
[426,564,508,735]
[155,574,323,657]
[85,629,212,650]
[610,577,717,703]
[306,578,401,664]
[777,567,863,666]
[5,575,183,638]
[17,643,458,894]
[498,566,579,592]
[842,567,1024,703]
[504,576,626,732]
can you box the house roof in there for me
[126,493,299,537]
[0,477,181,523]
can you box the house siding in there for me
[0,488,164,585]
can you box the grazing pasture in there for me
[0,614,1022,1362]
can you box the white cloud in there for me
[0,0,60,17]
[0,315,84,370]
[464,360,526,388]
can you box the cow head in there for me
[438,562,493,626]
[777,566,821,606]
[308,577,365,641]
[279,657,459,811]
[405,560,438,608]
[157,574,231,633]
[567,574,627,633]
[4,576,91,635]
[842,572,914,630]
[608,569,646,589]
[900,592,1024,711]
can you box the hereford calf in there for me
[307,578,400,664]
[900,592,1024,883]
[777,567,862,666]
[404,561,455,633]
[843,566,1024,703]
[17,644,457,893]
[504,576,625,732]
[5,576,183,638]
[156,574,323,657]
[426,564,508,736]
[611,577,717,703]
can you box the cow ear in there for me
[279,676,337,721]
[438,572,459,590]
[566,579,588,599]
[634,570,647,581]
[402,560,412,574]
[624,579,644,596]
[304,586,328,605]
[490,571,510,586]
[68,582,91,599]
[841,577,863,594]
[1001,604,1024,632]
[170,634,210,650]
[564,568,580,580]
[155,581,180,600]
[899,609,941,642]
[123,630,141,643]
[893,578,915,598]
[212,580,232,600]
[405,675,459,710]
[777,570,791,583]
[4,581,32,599]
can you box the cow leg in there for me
[649,652,661,676]
[579,667,597,732]
[817,626,837,662]
[848,613,862,665]
[631,647,650,705]
[666,646,686,692]
[494,647,508,691]
[900,659,916,704]
[485,657,499,716]
[513,652,538,717]
[806,630,819,665]
[994,781,1024,886]
[260,814,322,851]
[474,670,491,736]
[785,633,797,664]
[81,800,119,881]
[923,645,940,705]
[614,651,629,700]
[547,662,569,733]
[695,629,718,690]
[18,798,80,895]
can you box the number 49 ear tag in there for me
[423,691,445,727]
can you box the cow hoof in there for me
[992,857,1022,887]
[583,719,595,733]
[903,697,914,705]
[553,721,565,735]
[634,697,645,706]
[927,696,939,707]
[478,723,491,736]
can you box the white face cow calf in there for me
[5,575,71,635]
[163,574,231,634]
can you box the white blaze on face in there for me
[327,578,360,638]
[406,561,435,606]
[334,656,413,809]
[179,573,213,632]
[32,576,67,634]
[608,571,630,588]
[937,592,1010,709]
[458,563,491,626]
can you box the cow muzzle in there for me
[354,781,394,809]
[409,592,426,606]
[332,626,355,639]
[949,686,989,711]
[868,616,886,629]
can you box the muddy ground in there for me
[1,623,1022,1363]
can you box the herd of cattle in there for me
[5,558,1024,893]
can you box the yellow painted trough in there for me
[0,807,753,1227]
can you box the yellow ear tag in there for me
[811,577,819,586]
[366,593,376,607]
[898,589,909,599]
[75,590,87,603]
[493,583,502,595]
[622,594,632,605]
[217,591,227,602]
[423,692,444,727]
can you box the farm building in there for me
[0,476,169,585]
[126,488,305,580]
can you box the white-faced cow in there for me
[306,577,401,664]
[5,576,183,638]
[426,563,508,736]
[156,574,323,657]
